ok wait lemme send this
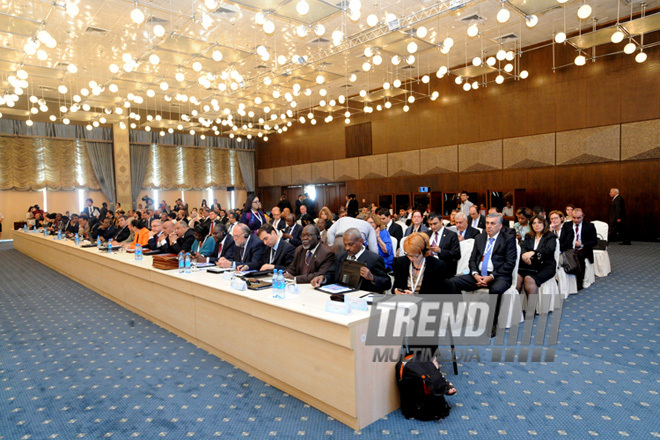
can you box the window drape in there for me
[237,150,255,193]
[86,142,116,204]
[129,144,150,209]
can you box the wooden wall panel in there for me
[345,122,372,158]
[258,168,274,187]
[420,145,458,174]
[333,158,359,181]
[290,163,312,185]
[388,150,420,177]
[272,166,292,186]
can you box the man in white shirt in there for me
[459,191,474,217]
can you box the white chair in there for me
[390,236,398,259]
[583,260,595,288]
[535,278,560,314]
[397,235,408,257]
[395,220,408,231]
[475,227,483,234]
[455,238,474,276]
[555,244,578,298]
[591,220,611,277]
[442,220,450,227]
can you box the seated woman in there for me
[448,209,458,227]
[366,213,394,270]
[516,215,557,297]
[125,218,150,250]
[514,207,533,241]
[300,213,315,228]
[548,210,564,237]
[240,195,267,234]
[191,223,215,257]
[404,210,429,237]
[391,232,456,395]
[318,206,334,229]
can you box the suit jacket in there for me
[424,228,461,277]
[391,255,453,295]
[520,232,557,269]
[559,220,598,263]
[232,235,267,270]
[451,225,480,240]
[404,224,429,237]
[283,223,302,247]
[170,229,196,254]
[271,217,287,231]
[147,231,165,251]
[387,221,404,243]
[347,199,359,218]
[468,215,486,230]
[260,239,296,271]
[609,195,626,226]
[112,225,129,242]
[209,235,235,263]
[205,219,222,234]
[286,243,336,284]
[333,249,392,293]
[468,232,518,284]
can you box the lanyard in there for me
[409,258,426,293]
[241,236,250,260]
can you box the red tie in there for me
[575,224,579,242]
[217,242,223,258]
[210,222,214,235]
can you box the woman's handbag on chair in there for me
[560,249,581,275]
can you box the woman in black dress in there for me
[516,215,557,296]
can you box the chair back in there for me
[592,220,609,240]
[390,236,398,256]
[456,238,474,276]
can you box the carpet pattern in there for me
[1,241,659,439]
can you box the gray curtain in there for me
[237,150,255,193]
[86,142,116,206]
[130,144,150,209]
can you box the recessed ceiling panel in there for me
[382,37,436,55]
[350,87,406,102]
[0,48,23,63]
[23,65,66,80]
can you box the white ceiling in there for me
[0,0,658,137]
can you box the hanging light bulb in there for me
[495,74,504,84]
[416,26,427,38]
[65,2,79,18]
[255,12,266,25]
[149,53,160,65]
[296,25,308,37]
[67,63,77,74]
[635,50,647,63]
[367,14,378,27]
[467,23,479,37]
[611,29,624,44]
[331,30,343,46]
[372,54,382,65]
[393,78,401,88]
[58,84,68,94]
[624,41,636,54]
[577,4,592,20]
[364,46,374,57]
[362,62,371,71]
[574,54,586,66]
[407,41,418,54]
[520,70,529,79]
[443,37,454,49]
[313,24,325,36]
[555,32,566,44]
[316,74,325,84]
[192,61,203,71]
[296,0,310,15]
[130,7,145,24]
[525,15,538,28]
[153,24,165,37]
[487,56,496,66]
[391,55,401,65]
[497,6,510,23]
[472,56,482,66]
[263,19,275,34]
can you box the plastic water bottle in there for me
[178,252,185,273]
[135,244,143,261]
[185,253,191,274]
[277,270,286,299]
[75,233,80,246]
[97,239,102,250]
[272,269,279,297]
[43,228,48,237]
[107,241,112,253]
[57,230,62,240]
[24,224,28,232]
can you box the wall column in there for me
[113,123,132,209]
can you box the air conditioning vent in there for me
[212,4,239,14]
[256,65,268,69]
[311,37,330,44]
[54,61,69,69]
[494,33,519,43]
[146,16,168,23]
[460,14,485,23]
[318,61,332,67]
[85,26,108,34]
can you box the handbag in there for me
[560,249,581,275]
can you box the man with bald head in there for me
[312,228,390,292]
[270,206,286,231]
[285,224,335,284]
[146,219,165,251]
[168,220,195,253]
[281,213,302,247]
[222,223,266,271]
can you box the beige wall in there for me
[0,189,110,240]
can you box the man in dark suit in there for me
[282,214,302,247]
[207,223,235,264]
[169,220,196,253]
[450,213,518,329]
[284,224,335,284]
[302,193,316,218]
[426,212,461,277]
[378,208,403,243]
[346,194,359,218]
[257,224,296,272]
[559,208,598,290]
[451,212,480,241]
[312,228,391,293]
[468,205,486,230]
[204,210,222,235]
[295,194,304,217]
[225,223,266,271]
[146,219,164,251]
[277,195,293,213]
[609,188,630,245]
[270,206,287,231]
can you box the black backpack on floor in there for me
[395,354,451,421]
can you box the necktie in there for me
[460,230,464,237]
[481,238,495,277]
[210,222,214,235]
[217,242,223,258]
[432,233,439,247]
[575,224,579,244]
[303,250,313,274]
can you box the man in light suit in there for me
[230,223,267,271]
[468,205,486,230]
[449,212,481,241]
[426,212,461,277]
[608,188,630,245]
[257,224,296,272]
[559,208,598,290]
[312,228,391,293]
[450,213,518,329]
[284,224,335,284]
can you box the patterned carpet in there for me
[1,241,659,439]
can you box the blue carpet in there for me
[1,241,659,439]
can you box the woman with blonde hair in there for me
[366,213,394,270]
[318,206,334,228]
[391,233,453,295]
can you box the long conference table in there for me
[13,230,400,430]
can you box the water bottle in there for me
[57,230,62,240]
[97,239,102,250]
[272,269,279,297]
[277,270,286,299]
[24,224,28,232]
[75,233,79,246]
[288,277,299,298]
[43,228,48,237]
[135,244,143,261]
[107,241,112,253]
[178,252,185,273]
[185,253,191,274]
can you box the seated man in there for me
[270,206,286,231]
[312,227,391,293]
[168,220,195,254]
[64,214,80,237]
[426,212,460,276]
[450,213,517,328]
[281,214,302,247]
[468,205,486,230]
[448,212,480,241]
[205,223,235,264]
[152,220,176,252]
[257,224,296,272]
[226,223,266,271]
[284,224,335,284]
[95,217,116,242]
[325,214,378,253]
[559,207,597,290]
[226,210,239,235]
[76,216,90,240]
[109,215,131,245]
[145,219,164,250]
[378,208,403,243]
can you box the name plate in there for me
[222,271,233,281]
[324,300,351,315]
[344,296,368,311]
[231,278,248,291]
